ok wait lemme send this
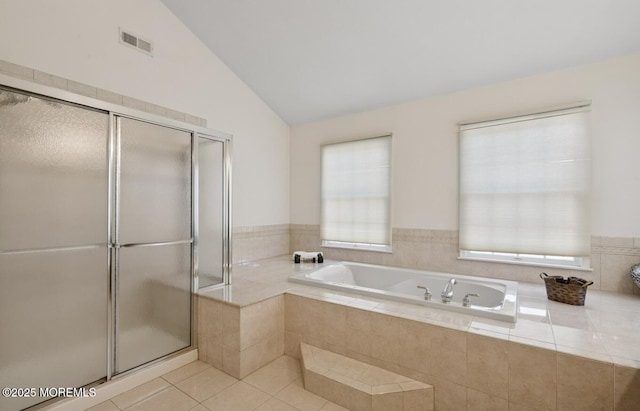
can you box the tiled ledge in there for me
[285,280,640,370]
[199,256,640,368]
[197,294,284,379]
[286,294,632,410]
[0,59,207,127]
[197,256,640,410]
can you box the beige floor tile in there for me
[243,355,302,394]
[318,402,350,411]
[254,397,299,411]
[163,360,212,384]
[86,400,120,411]
[201,381,270,411]
[125,386,198,411]
[188,405,209,411]
[175,367,238,402]
[276,378,328,411]
[111,378,171,409]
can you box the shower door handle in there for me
[111,239,193,249]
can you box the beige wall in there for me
[0,0,290,228]
[2,1,638,274]
[290,52,640,238]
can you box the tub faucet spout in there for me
[441,278,457,303]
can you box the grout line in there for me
[117,379,173,410]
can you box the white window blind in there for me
[459,105,591,258]
[321,135,391,248]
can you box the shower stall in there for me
[0,77,231,410]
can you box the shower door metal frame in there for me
[193,133,233,291]
[0,73,233,385]
[111,115,200,376]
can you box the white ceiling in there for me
[161,0,640,125]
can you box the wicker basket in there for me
[540,273,593,306]
[631,263,640,289]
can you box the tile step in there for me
[300,343,434,411]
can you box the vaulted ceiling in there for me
[161,0,640,125]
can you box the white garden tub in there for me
[289,262,517,322]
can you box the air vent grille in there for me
[122,31,137,47]
[137,39,152,53]
[119,28,153,56]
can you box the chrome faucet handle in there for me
[462,293,480,307]
[416,285,432,301]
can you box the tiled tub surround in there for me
[291,225,640,295]
[198,257,640,411]
[233,224,290,264]
[289,262,518,322]
[197,294,284,379]
[225,224,639,296]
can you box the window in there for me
[458,103,591,268]
[321,135,392,251]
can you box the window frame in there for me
[457,102,592,270]
[458,250,591,271]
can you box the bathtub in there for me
[289,262,517,322]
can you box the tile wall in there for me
[232,224,290,264]
[284,293,640,411]
[197,295,284,379]
[290,225,640,295]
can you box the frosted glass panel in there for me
[119,118,191,244]
[0,89,108,251]
[116,117,193,374]
[0,248,108,411]
[117,244,191,373]
[198,138,224,288]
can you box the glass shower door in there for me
[0,89,109,410]
[0,83,227,409]
[197,137,226,288]
[114,117,192,373]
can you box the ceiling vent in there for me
[119,28,153,56]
